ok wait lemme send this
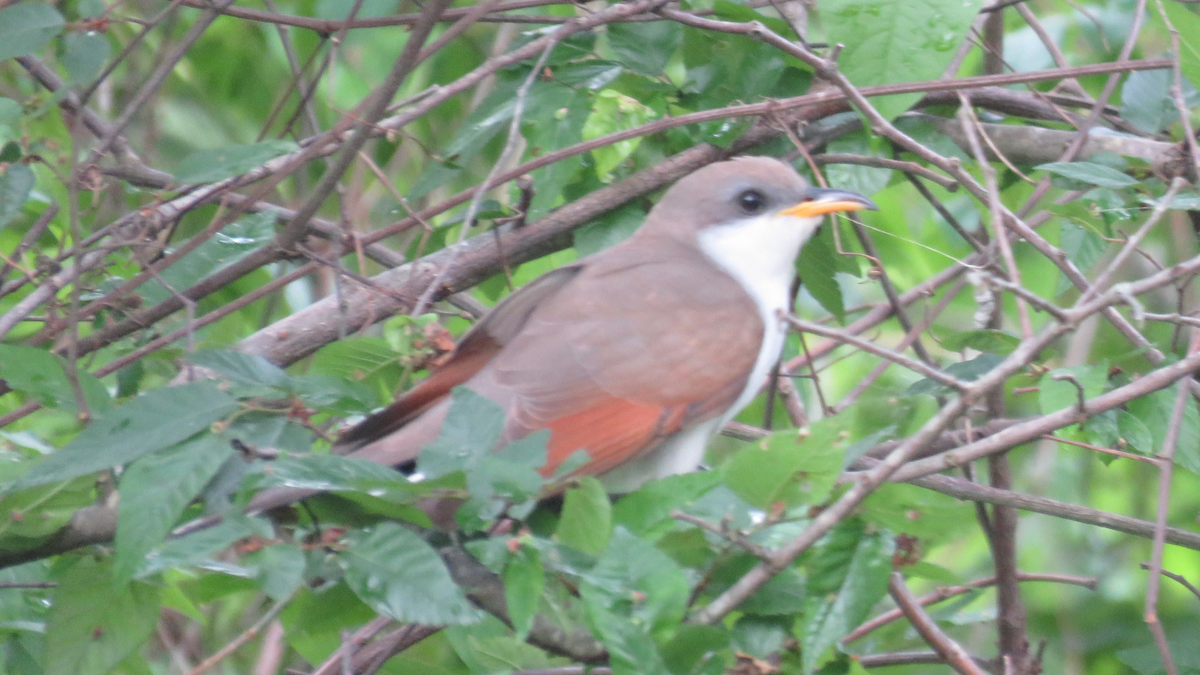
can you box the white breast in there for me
[597,212,823,493]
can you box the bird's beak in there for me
[779,188,878,218]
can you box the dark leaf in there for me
[823,0,985,120]
[1036,161,1138,189]
[44,559,160,675]
[114,434,234,582]
[556,476,612,555]
[173,141,298,184]
[340,522,482,625]
[10,381,238,491]
[0,3,65,61]
[607,21,682,76]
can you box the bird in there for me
[249,156,875,521]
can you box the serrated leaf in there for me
[939,329,1020,355]
[136,513,273,578]
[44,559,160,675]
[724,419,849,509]
[143,209,277,306]
[574,202,643,256]
[187,349,291,390]
[0,344,112,415]
[1162,3,1200,94]
[1128,388,1200,475]
[740,567,807,616]
[308,336,403,397]
[173,140,297,184]
[823,0,985,120]
[340,522,482,625]
[420,387,506,479]
[607,21,682,76]
[0,3,65,61]
[1036,161,1138,189]
[114,434,233,582]
[801,525,894,674]
[9,381,238,491]
[503,544,543,639]
[612,470,721,536]
[1057,219,1106,295]
[798,225,847,321]
[1038,365,1107,416]
[258,453,428,503]
[826,132,892,198]
[1116,410,1154,457]
[61,31,109,85]
[907,353,1004,396]
[1121,69,1200,133]
[580,528,688,675]
[0,98,20,127]
[250,544,306,601]
[0,162,34,229]
[557,476,612,555]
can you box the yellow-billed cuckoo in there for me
[250,156,874,515]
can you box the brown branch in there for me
[888,572,990,675]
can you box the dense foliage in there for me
[0,1,1199,674]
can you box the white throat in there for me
[697,213,823,418]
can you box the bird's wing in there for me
[333,265,583,455]
[468,239,765,477]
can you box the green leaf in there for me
[44,559,161,675]
[1116,410,1154,457]
[1162,3,1200,93]
[528,96,591,221]
[0,344,112,415]
[740,567,807,616]
[580,528,688,674]
[612,470,721,536]
[137,513,272,578]
[258,454,425,501]
[340,522,482,625]
[0,162,34,229]
[1127,388,1200,475]
[0,97,20,127]
[556,476,612,555]
[1035,161,1138,189]
[1056,219,1106,295]
[724,419,849,509]
[309,336,403,398]
[9,381,238,491]
[801,525,894,674]
[420,387,506,479]
[1038,365,1107,416]
[826,132,892,198]
[582,90,657,179]
[143,209,277,306]
[798,225,848,321]
[173,140,298,184]
[939,329,1020,355]
[1121,69,1200,133]
[187,349,291,390]
[662,624,729,675]
[907,353,1004,396]
[0,3,65,61]
[250,543,307,601]
[503,543,543,639]
[60,31,109,85]
[114,434,233,582]
[574,202,644,256]
[607,21,682,76]
[823,0,985,120]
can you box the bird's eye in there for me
[737,189,767,214]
